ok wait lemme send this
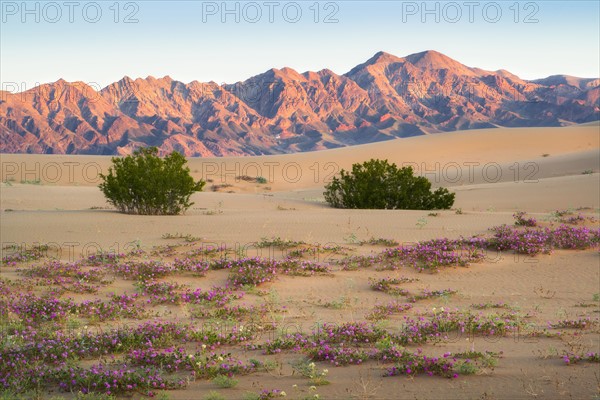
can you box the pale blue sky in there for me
[1,1,599,91]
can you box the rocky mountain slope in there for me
[1,50,598,156]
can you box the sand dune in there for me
[1,124,599,400]
[1,124,598,248]
[1,124,598,190]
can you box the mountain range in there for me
[1,50,598,156]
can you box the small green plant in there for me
[161,232,200,242]
[323,295,350,309]
[277,204,296,211]
[20,179,42,185]
[291,360,330,386]
[456,360,479,375]
[256,237,304,249]
[455,208,463,215]
[212,374,239,388]
[324,159,455,210]
[358,237,399,247]
[454,351,500,369]
[203,391,226,400]
[471,302,512,310]
[582,170,593,175]
[574,302,597,308]
[415,217,428,229]
[236,175,268,184]
[375,336,396,352]
[344,232,359,244]
[248,359,278,372]
[513,211,537,227]
[75,393,117,400]
[202,200,224,215]
[99,147,205,215]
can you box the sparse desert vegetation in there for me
[0,215,599,398]
[1,125,599,399]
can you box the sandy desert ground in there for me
[0,123,599,400]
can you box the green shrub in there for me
[99,147,205,215]
[323,159,455,210]
[212,374,238,388]
[203,391,226,400]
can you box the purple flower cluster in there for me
[340,238,485,272]
[182,286,243,306]
[136,280,188,304]
[551,224,599,249]
[381,239,485,271]
[84,251,125,266]
[0,319,260,393]
[111,260,175,280]
[548,317,596,329]
[340,224,598,273]
[277,258,331,276]
[1,244,48,265]
[386,350,460,378]
[227,258,278,287]
[305,344,370,365]
[17,260,108,294]
[488,224,599,255]
[9,292,145,324]
[126,347,255,377]
[399,309,521,344]
[172,257,210,276]
[55,363,186,396]
[10,293,74,323]
[562,352,599,365]
[78,294,145,321]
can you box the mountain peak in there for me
[404,50,480,76]
[405,50,456,66]
[345,51,404,76]
[108,75,135,86]
[254,67,303,81]
[365,51,403,65]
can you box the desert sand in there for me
[0,124,599,399]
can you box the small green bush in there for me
[324,159,455,210]
[212,374,238,388]
[203,391,226,400]
[99,147,205,215]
